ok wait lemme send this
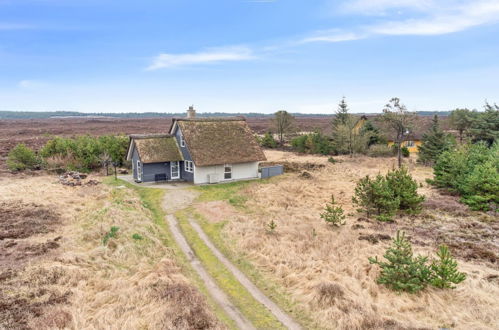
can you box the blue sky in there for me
[1,0,498,114]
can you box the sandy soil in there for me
[196,150,499,330]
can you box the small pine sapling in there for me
[430,245,466,289]
[320,194,346,226]
[369,231,431,293]
[267,219,277,233]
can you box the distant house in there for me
[126,107,266,184]
[355,115,451,153]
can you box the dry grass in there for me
[0,176,223,329]
[200,150,499,329]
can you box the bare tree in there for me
[99,152,111,176]
[272,110,295,146]
[382,98,416,168]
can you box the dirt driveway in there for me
[160,187,301,330]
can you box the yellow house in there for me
[354,115,430,154]
[387,140,422,153]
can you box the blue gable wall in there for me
[173,124,194,182]
[131,146,139,181]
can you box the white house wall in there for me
[194,162,259,184]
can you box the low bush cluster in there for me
[291,132,332,155]
[352,167,424,221]
[369,231,466,293]
[429,142,498,211]
[40,135,128,172]
[7,135,128,173]
[258,132,278,148]
[6,143,41,171]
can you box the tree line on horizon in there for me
[0,109,453,120]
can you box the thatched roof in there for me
[172,117,266,166]
[131,134,183,163]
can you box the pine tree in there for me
[450,108,473,143]
[385,167,425,213]
[418,115,454,165]
[333,97,350,128]
[352,174,400,221]
[369,231,431,293]
[320,194,346,226]
[430,245,466,289]
[469,103,499,146]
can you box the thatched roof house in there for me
[127,107,266,184]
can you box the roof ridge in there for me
[129,133,172,139]
[173,116,246,122]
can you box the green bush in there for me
[430,142,498,211]
[132,233,143,240]
[367,144,395,157]
[401,146,410,158]
[320,195,346,226]
[291,132,332,155]
[259,132,278,148]
[370,232,466,293]
[327,157,337,164]
[385,167,425,213]
[369,231,431,293]
[352,175,400,221]
[430,245,466,289]
[7,144,40,171]
[40,135,128,172]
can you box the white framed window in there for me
[406,140,415,147]
[136,160,142,181]
[184,160,193,173]
[180,134,185,147]
[224,164,232,180]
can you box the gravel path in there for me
[188,217,302,330]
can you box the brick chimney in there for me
[187,105,196,119]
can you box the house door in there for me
[171,161,180,179]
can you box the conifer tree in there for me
[418,115,454,165]
[430,245,466,289]
[333,97,350,128]
[369,231,431,293]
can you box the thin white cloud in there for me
[341,0,434,14]
[301,31,365,43]
[147,46,255,70]
[18,80,46,88]
[0,23,33,30]
[304,0,499,43]
[371,1,499,35]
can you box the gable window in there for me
[406,140,415,147]
[180,134,185,147]
[224,164,232,180]
[184,160,193,173]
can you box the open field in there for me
[0,116,332,172]
[193,150,499,330]
[0,175,226,329]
